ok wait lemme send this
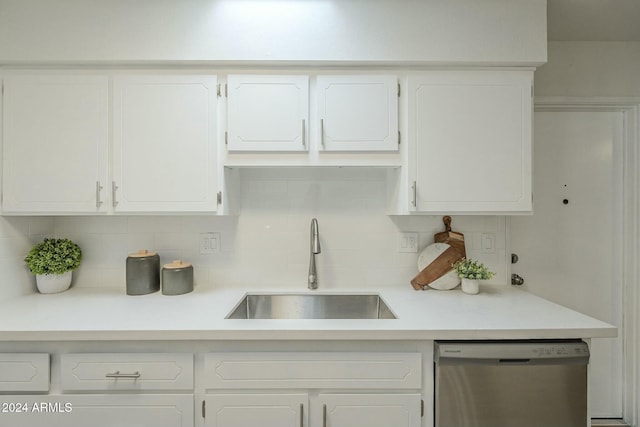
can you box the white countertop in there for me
[0,285,616,341]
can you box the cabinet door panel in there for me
[318,75,398,151]
[205,394,306,427]
[61,353,193,391]
[319,394,421,427]
[0,395,193,427]
[2,74,109,213]
[113,75,218,212]
[408,71,532,213]
[227,75,309,152]
[0,353,49,392]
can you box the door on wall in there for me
[511,111,624,418]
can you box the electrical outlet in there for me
[199,232,221,254]
[398,232,419,253]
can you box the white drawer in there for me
[61,353,193,391]
[204,352,421,389]
[0,353,49,392]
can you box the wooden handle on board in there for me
[443,216,452,232]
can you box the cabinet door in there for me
[2,73,109,213]
[113,74,218,212]
[227,75,309,152]
[0,353,49,392]
[319,394,421,427]
[204,394,306,427]
[317,75,398,151]
[0,395,193,427]
[407,71,533,213]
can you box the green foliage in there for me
[452,258,495,280]
[24,238,82,275]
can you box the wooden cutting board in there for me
[411,216,466,290]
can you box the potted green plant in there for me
[452,258,495,294]
[25,238,82,294]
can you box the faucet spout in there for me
[308,218,320,289]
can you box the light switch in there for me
[200,232,221,254]
[398,232,418,253]
[481,233,495,253]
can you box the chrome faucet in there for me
[308,218,321,289]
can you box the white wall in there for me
[535,41,640,97]
[50,169,507,292]
[0,0,546,65]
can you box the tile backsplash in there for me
[0,168,508,298]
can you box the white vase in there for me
[461,278,480,295]
[35,271,72,294]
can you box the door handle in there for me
[411,181,417,207]
[95,181,103,208]
[302,119,306,147]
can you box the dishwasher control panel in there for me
[435,340,590,361]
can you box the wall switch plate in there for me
[200,232,221,254]
[398,232,419,253]
[481,233,495,253]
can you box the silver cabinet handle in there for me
[320,118,325,149]
[302,119,306,147]
[299,403,303,427]
[411,181,417,207]
[112,181,119,208]
[323,404,327,427]
[105,371,140,379]
[96,181,103,208]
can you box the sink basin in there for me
[226,293,396,319]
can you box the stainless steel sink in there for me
[226,293,396,319]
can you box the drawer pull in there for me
[105,371,140,379]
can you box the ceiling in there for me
[547,0,640,41]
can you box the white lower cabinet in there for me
[0,347,430,427]
[318,394,422,427]
[0,395,193,427]
[204,394,306,427]
[204,393,421,427]
[202,352,423,427]
[41,353,193,427]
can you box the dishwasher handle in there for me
[499,358,531,364]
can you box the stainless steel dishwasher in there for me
[434,340,590,427]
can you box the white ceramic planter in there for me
[35,271,72,294]
[461,278,480,295]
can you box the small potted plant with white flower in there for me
[452,258,495,294]
[25,238,82,294]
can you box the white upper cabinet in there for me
[227,75,309,152]
[2,73,109,213]
[112,74,218,212]
[406,70,533,214]
[317,75,398,151]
